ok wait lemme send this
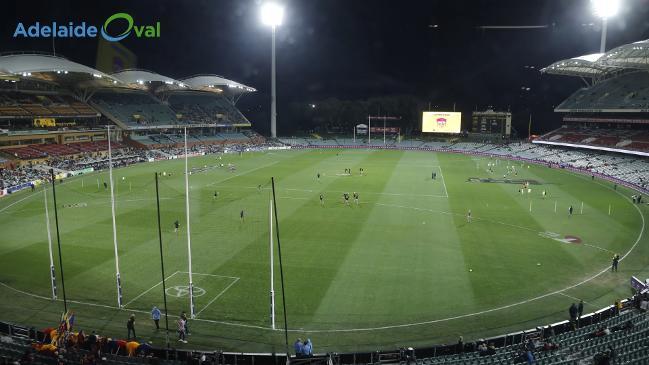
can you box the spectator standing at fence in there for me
[578,300,584,320]
[151,306,161,330]
[177,318,187,343]
[181,311,190,335]
[293,338,304,356]
[303,338,313,356]
[569,303,578,324]
[126,314,136,340]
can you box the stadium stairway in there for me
[88,100,131,130]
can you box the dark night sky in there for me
[2,0,649,134]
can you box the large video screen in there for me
[422,112,462,133]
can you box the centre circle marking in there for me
[166,285,206,298]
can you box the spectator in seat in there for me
[126,341,140,357]
[589,326,611,338]
[611,320,634,332]
[486,343,496,356]
[477,342,488,356]
[542,340,559,351]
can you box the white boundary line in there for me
[2,195,635,333]
[0,153,645,333]
[556,292,591,306]
[0,193,36,214]
[123,271,180,308]
[437,165,449,198]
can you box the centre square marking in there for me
[166,285,207,298]
[125,272,240,316]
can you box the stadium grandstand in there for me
[538,38,649,156]
[0,53,259,170]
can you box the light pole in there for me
[261,2,284,139]
[592,0,620,53]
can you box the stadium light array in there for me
[592,0,621,52]
[261,2,284,27]
[592,0,620,18]
[261,2,284,138]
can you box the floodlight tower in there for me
[592,0,621,53]
[261,2,284,139]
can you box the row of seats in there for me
[537,127,649,152]
[1,141,125,160]
[414,310,648,365]
[557,71,649,110]
[167,92,250,125]
[90,91,178,127]
[129,132,251,147]
[0,91,97,117]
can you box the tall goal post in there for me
[107,125,123,308]
[43,189,57,300]
[367,115,402,146]
[269,198,276,330]
[184,127,196,318]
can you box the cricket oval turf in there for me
[0,149,647,353]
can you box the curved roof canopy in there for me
[599,39,649,69]
[181,74,256,94]
[0,53,122,87]
[541,53,612,77]
[111,69,188,90]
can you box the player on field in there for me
[174,220,180,233]
[343,193,350,206]
[213,191,219,200]
[240,210,245,222]
[319,193,324,206]
[353,192,359,205]
[569,205,573,216]
[611,254,620,272]
[317,172,321,181]
[466,209,472,223]
[257,184,262,193]
[542,190,546,199]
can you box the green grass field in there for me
[1,148,648,353]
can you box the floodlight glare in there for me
[261,2,284,27]
[592,0,620,18]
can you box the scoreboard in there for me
[471,110,511,136]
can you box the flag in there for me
[58,310,75,333]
